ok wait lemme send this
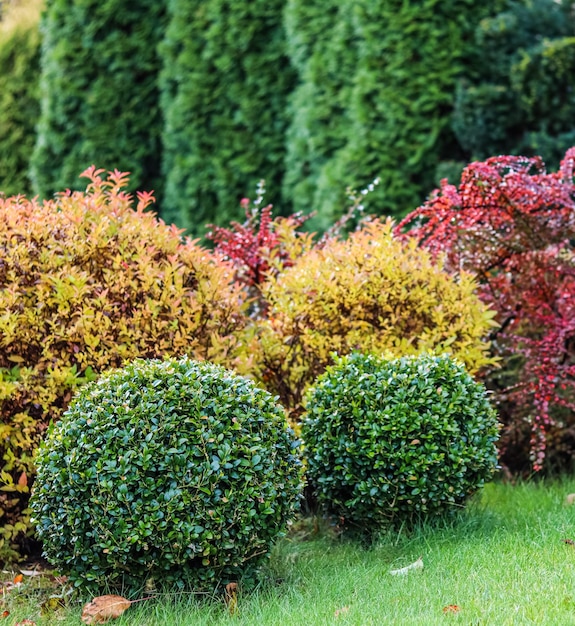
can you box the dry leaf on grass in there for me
[443,604,461,614]
[389,557,424,576]
[0,610,9,619]
[81,595,132,624]
[1,574,24,595]
[565,494,575,505]
[18,570,42,578]
[224,583,239,615]
[334,606,350,618]
[13,621,36,626]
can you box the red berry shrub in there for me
[398,149,575,473]
[206,187,313,314]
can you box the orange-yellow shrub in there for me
[240,219,498,417]
[0,168,246,560]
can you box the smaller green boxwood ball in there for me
[302,352,499,530]
[31,357,303,592]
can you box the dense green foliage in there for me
[452,0,575,171]
[30,0,166,200]
[239,219,498,419]
[303,353,499,531]
[160,0,296,234]
[0,168,245,562]
[283,0,357,230]
[0,0,41,197]
[31,358,302,592]
[284,0,502,223]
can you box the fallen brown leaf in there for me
[442,604,460,614]
[13,621,36,626]
[0,610,8,619]
[563,538,575,545]
[334,606,350,618]
[81,595,131,624]
[565,494,575,505]
[224,583,238,615]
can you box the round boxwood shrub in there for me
[303,352,499,530]
[31,357,303,592]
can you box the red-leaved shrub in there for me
[398,149,575,473]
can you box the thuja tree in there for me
[284,0,503,224]
[283,0,358,230]
[0,0,41,197]
[328,0,505,220]
[398,149,575,473]
[452,0,575,170]
[30,0,166,201]
[160,0,296,234]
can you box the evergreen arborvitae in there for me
[30,0,166,202]
[283,0,358,230]
[285,0,504,224]
[160,0,296,235]
[0,0,41,197]
[334,0,506,219]
[452,0,575,170]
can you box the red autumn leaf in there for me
[207,196,310,296]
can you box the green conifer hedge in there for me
[451,0,575,170]
[0,0,41,197]
[283,0,357,230]
[285,0,504,223]
[30,0,166,201]
[160,0,296,234]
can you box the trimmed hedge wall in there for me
[452,0,575,170]
[160,0,296,234]
[0,0,41,197]
[30,0,166,201]
[283,0,357,231]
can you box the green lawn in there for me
[5,479,575,625]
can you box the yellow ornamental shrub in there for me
[241,219,498,417]
[0,168,246,560]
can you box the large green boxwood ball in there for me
[303,352,499,530]
[31,357,302,592]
